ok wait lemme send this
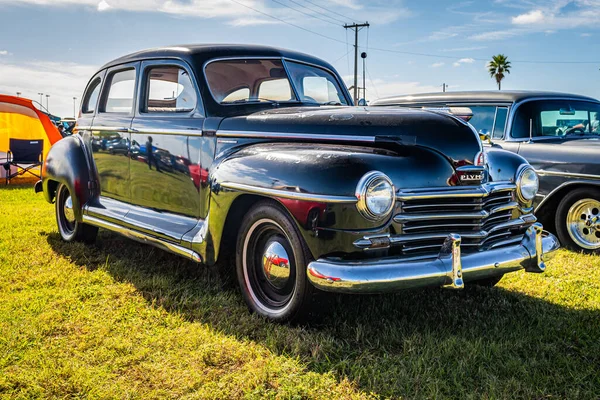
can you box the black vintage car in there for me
[373,91,600,253]
[36,46,559,322]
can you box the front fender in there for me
[485,148,529,182]
[42,135,93,221]
[206,142,457,262]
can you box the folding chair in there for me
[2,138,44,184]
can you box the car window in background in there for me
[104,69,136,113]
[285,61,348,105]
[512,100,600,138]
[493,107,509,139]
[82,78,101,114]
[466,106,496,133]
[205,59,297,103]
[145,66,196,113]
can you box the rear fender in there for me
[42,135,94,221]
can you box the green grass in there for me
[1,183,599,399]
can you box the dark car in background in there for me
[373,91,600,253]
[37,47,558,322]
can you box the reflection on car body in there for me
[37,46,559,322]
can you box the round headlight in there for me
[356,171,395,221]
[516,165,539,203]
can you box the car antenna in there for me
[528,118,534,143]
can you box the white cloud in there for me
[512,9,545,24]
[453,58,475,67]
[0,0,409,26]
[97,0,110,11]
[581,33,592,37]
[431,62,445,68]
[0,61,98,117]
[0,50,8,56]
[469,29,521,41]
[441,46,487,52]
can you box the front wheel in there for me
[55,183,98,243]
[236,201,317,322]
[556,188,600,253]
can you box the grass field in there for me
[1,182,599,399]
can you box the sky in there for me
[0,0,599,117]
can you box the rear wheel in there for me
[55,183,98,243]
[556,188,600,253]
[236,200,316,322]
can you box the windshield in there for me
[204,58,348,105]
[513,100,600,138]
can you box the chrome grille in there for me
[397,184,530,255]
[353,183,537,256]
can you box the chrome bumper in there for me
[307,223,560,293]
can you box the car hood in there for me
[217,106,482,165]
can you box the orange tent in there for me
[0,94,62,161]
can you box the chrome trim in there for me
[219,181,357,204]
[82,215,202,263]
[535,169,600,180]
[355,215,536,251]
[355,171,395,221]
[397,182,515,201]
[90,126,130,132]
[216,130,375,143]
[129,127,203,136]
[393,202,518,224]
[535,179,600,212]
[307,224,559,293]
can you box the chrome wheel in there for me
[242,218,296,313]
[567,198,600,250]
[57,185,76,237]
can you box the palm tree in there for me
[488,54,511,90]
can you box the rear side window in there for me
[82,78,101,114]
[145,66,197,113]
[467,106,497,133]
[104,69,136,113]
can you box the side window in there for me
[145,66,197,113]
[104,69,136,113]
[492,107,509,139]
[82,78,101,114]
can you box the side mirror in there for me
[478,129,491,143]
[357,98,367,106]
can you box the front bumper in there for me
[307,223,560,293]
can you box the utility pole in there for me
[38,92,43,106]
[361,52,367,104]
[442,83,447,93]
[73,97,77,118]
[344,22,369,104]
[46,94,50,113]
[16,92,21,97]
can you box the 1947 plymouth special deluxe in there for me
[36,45,559,321]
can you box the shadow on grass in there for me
[46,230,600,399]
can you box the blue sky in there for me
[0,0,599,117]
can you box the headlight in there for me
[356,171,395,221]
[516,165,539,203]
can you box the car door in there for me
[125,59,206,243]
[89,62,139,215]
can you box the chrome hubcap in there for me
[567,198,600,250]
[262,241,291,290]
[63,195,75,224]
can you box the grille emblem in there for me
[456,166,486,185]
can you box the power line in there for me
[227,0,600,65]
[299,0,358,24]
[270,0,340,27]
[287,0,346,25]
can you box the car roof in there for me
[371,90,600,106]
[100,43,335,71]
